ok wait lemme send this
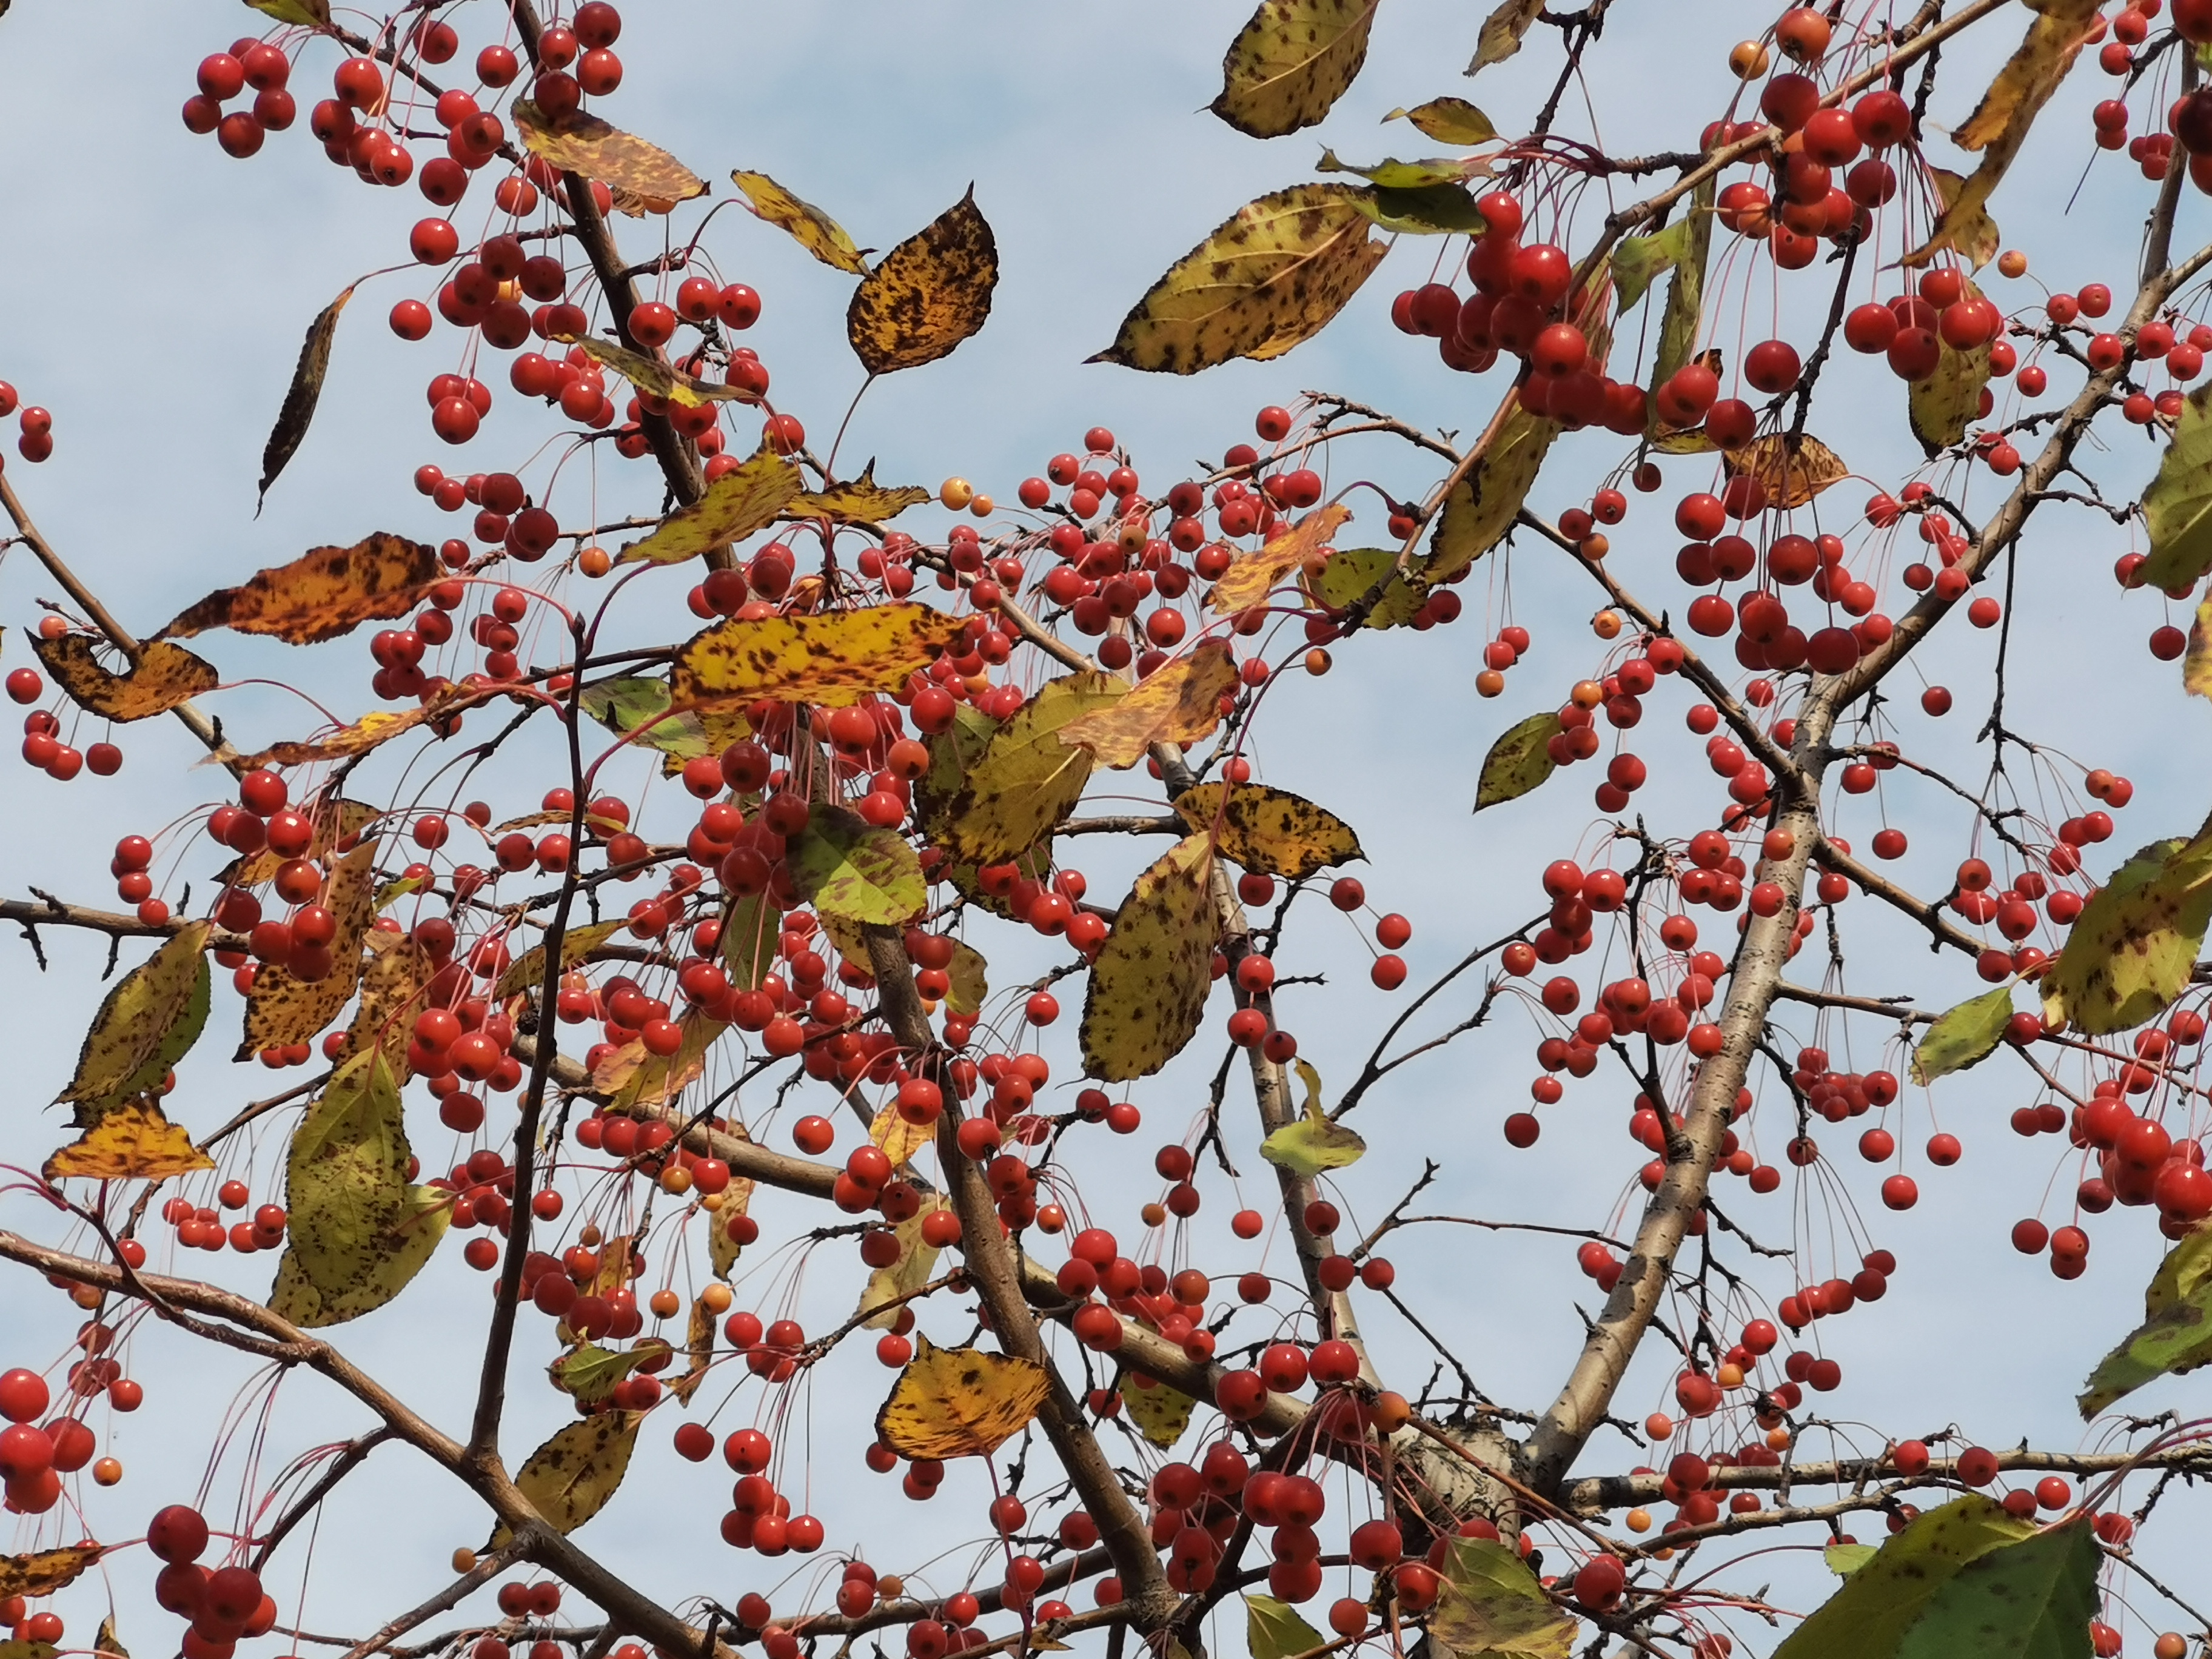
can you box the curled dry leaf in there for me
[1211,0,1383,140]
[0,1545,104,1601]
[847,188,999,376]
[241,703,451,771]
[258,283,353,512]
[30,635,220,723]
[237,840,378,1058]
[934,672,1125,868]
[620,449,802,565]
[673,602,965,709]
[44,1097,213,1182]
[560,336,746,408]
[791,806,927,925]
[1210,502,1351,614]
[1720,434,1850,510]
[874,1336,1050,1460]
[1469,0,1544,73]
[729,169,870,275]
[513,101,703,214]
[56,922,212,1127]
[489,1412,644,1545]
[788,463,934,526]
[159,532,438,646]
[1173,782,1364,880]
[1079,833,1219,1082]
[1057,639,1239,769]
[1093,184,1387,374]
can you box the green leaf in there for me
[1426,401,1560,582]
[0,1641,61,1659]
[270,1052,448,1327]
[2141,381,2212,588]
[1909,985,2016,1085]
[1244,1595,1325,1659]
[1431,1537,1577,1658]
[581,675,712,760]
[1772,1496,2036,1659]
[1613,213,1701,313]
[2045,831,2212,1036]
[1092,184,1387,374]
[1259,1062,1366,1176]
[1211,0,1382,139]
[258,284,353,511]
[1356,182,1487,236]
[1825,1543,1879,1576]
[1317,151,1478,190]
[722,891,776,992]
[858,1198,952,1329]
[791,807,927,925]
[1475,711,1561,811]
[934,672,1124,868]
[1649,178,1715,397]
[1304,547,1423,629]
[1469,0,1543,73]
[1384,98,1496,145]
[56,923,212,1128]
[489,1412,643,1546]
[1893,1518,2098,1659]
[244,0,329,24]
[549,1342,650,1406]
[2080,1228,2212,1415]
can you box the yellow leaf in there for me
[1720,434,1850,511]
[1079,833,1219,1082]
[945,939,988,1018]
[1470,0,1544,72]
[1385,98,1497,146]
[259,283,354,509]
[1093,184,1387,374]
[159,532,439,646]
[847,189,998,376]
[788,462,933,526]
[874,1336,1049,1460]
[561,336,747,409]
[1119,1372,1195,1447]
[607,1014,727,1111]
[56,923,212,1126]
[243,706,437,769]
[1210,503,1351,614]
[729,169,870,275]
[0,1545,104,1601]
[223,800,378,890]
[870,1101,937,1171]
[2047,833,2212,1036]
[936,672,1125,866]
[238,840,379,1057]
[1427,400,1559,581]
[495,919,626,1000]
[2187,594,2212,700]
[792,809,927,925]
[44,1098,212,1182]
[1259,1067,1366,1177]
[707,1140,759,1280]
[339,931,430,1079]
[1173,782,1363,880]
[669,1295,716,1404]
[1908,277,1996,453]
[673,602,965,709]
[491,1412,643,1546]
[1921,167,2002,272]
[620,450,802,565]
[1905,0,2095,267]
[1057,640,1239,770]
[512,101,703,214]
[30,634,218,723]
[857,1198,953,1330]
[1212,0,1382,139]
[244,0,328,24]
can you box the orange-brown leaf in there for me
[1057,640,1240,769]
[31,635,220,722]
[158,533,438,646]
[514,101,704,215]
[44,1098,213,1182]
[846,189,999,376]
[1720,434,1851,511]
[1209,503,1350,614]
[260,284,355,510]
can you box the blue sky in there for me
[1,3,2209,1656]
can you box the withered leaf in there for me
[513,101,703,214]
[673,602,964,709]
[788,461,933,526]
[1721,434,1851,510]
[874,1337,1049,1460]
[729,169,870,274]
[31,635,219,722]
[847,188,999,376]
[159,532,438,646]
[1173,782,1363,880]
[561,336,746,408]
[1058,638,1239,769]
[1210,503,1350,614]
[0,1544,104,1601]
[44,1098,213,1182]
[620,449,800,565]
[238,840,378,1058]
[259,284,354,511]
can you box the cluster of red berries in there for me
[0,379,50,465]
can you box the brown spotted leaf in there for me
[1212,0,1382,139]
[339,931,431,1079]
[1922,167,2002,273]
[1210,503,1350,614]
[56,923,212,1127]
[1908,278,1995,454]
[0,1546,104,1601]
[1079,832,1219,1081]
[1094,184,1386,374]
[729,169,870,274]
[513,101,703,214]
[1427,398,1559,582]
[44,1098,213,1182]
[788,461,933,526]
[30,635,220,723]
[561,336,748,408]
[1384,98,1496,145]
[847,188,998,376]
[223,799,379,890]
[490,1412,643,1544]
[706,1144,759,1281]
[1057,640,1239,770]
[242,707,434,770]
[936,672,1126,867]
[495,919,626,1000]
[620,450,801,565]
[669,1296,717,1404]
[2045,833,2212,1036]
[674,602,964,709]
[1121,1373,1197,1448]
[875,1336,1050,1460]
[159,532,438,646]
[791,806,927,925]
[1475,710,1562,811]
[238,840,378,1058]
[258,284,354,511]
[1173,782,1362,880]
[1469,0,1543,72]
[1721,434,1851,511]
